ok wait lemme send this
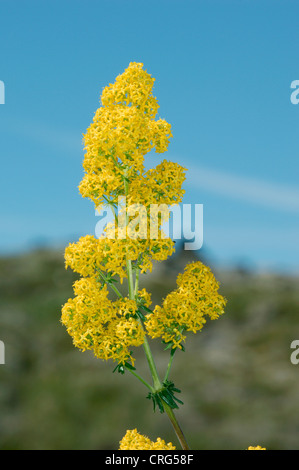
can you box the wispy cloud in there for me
[0,116,83,154]
[186,165,299,214]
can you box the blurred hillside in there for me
[0,244,299,450]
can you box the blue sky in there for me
[0,0,298,273]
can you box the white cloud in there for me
[0,116,82,153]
[186,165,299,214]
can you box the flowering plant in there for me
[61,63,264,451]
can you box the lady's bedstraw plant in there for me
[61,63,232,450]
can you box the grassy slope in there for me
[0,246,298,450]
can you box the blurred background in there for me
[0,0,299,450]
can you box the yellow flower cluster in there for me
[61,63,187,365]
[61,277,145,364]
[247,446,266,450]
[64,231,175,283]
[76,61,184,273]
[127,159,186,207]
[146,261,227,348]
[119,429,176,450]
[79,62,174,209]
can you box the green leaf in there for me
[124,362,136,371]
[136,309,146,322]
[113,364,125,375]
[173,395,184,405]
[160,390,178,409]
[141,305,154,314]
[155,394,165,414]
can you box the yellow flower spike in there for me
[80,62,174,210]
[61,62,228,451]
[119,429,176,450]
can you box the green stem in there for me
[122,166,190,451]
[123,166,135,301]
[142,329,190,450]
[134,266,140,298]
[142,334,162,390]
[125,366,154,392]
[140,321,190,450]
[163,403,190,451]
[126,258,135,299]
[109,282,123,299]
[97,270,123,299]
[163,348,177,382]
[106,196,119,226]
